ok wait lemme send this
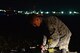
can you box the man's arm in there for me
[43,35,47,46]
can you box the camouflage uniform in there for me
[43,16,72,53]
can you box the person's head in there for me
[27,14,43,27]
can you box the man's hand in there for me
[40,45,48,53]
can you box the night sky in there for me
[0,0,80,10]
[0,0,80,52]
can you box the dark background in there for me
[0,0,80,52]
[0,0,80,11]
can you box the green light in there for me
[36,12,39,14]
[45,11,49,14]
[18,11,23,13]
[41,11,43,14]
[61,11,64,14]
[69,11,72,14]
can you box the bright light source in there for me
[40,11,43,14]
[73,11,79,14]
[0,9,3,11]
[45,11,49,14]
[36,12,39,14]
[69,11,72,14]
[73,11,77,13]
[61,11,64,14]
[3,10,6,12]
[0,9,6,12]
[25,11,30,14]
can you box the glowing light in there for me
[69,11,72,14]
[40,11,43,14]
[73,11,76,13]
[3,10,6,12]
[36,12,39,14]
[61,11,64,14]
[45,11,49,14]
[0,9,6,12]
[73,11,79,14]
[52,11,56,14]
[25,11,30,14]
[0,9,3,11]
[18,11,23,13]
[32,10,36,13]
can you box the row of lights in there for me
[23,11,79,15]
[0,9,79,15]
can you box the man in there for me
[44,16,72,53]
[24,14,50,53]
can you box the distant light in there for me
[69,11,72,14]
[61,11,64,14]
[36,12,39,14]
[30,47,36,49]
[25,11,30,14]
[0,9,3,11]
[73,11,76,13]
[0,9,6,12]
[40,11,43,14]
[14,10,16,12]
[3,10,6,12]
[45,11,49,14]
[73,11,79,14]
[32,10,36,13]
[25,13,30,14]
[18,11,23,13]
[52,11,56,14]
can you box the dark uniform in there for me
[24,21,50,53]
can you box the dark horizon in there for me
[0,0,80,10]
